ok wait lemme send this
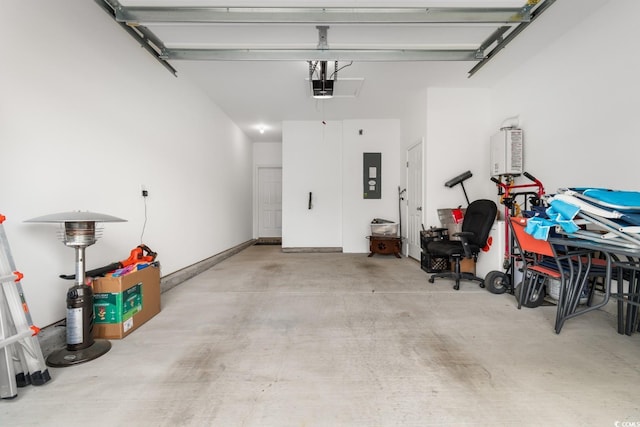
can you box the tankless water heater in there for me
[490,128,523,177]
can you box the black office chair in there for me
[427,199,497,290]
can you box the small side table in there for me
[368,235,402,258]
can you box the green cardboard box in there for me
[92,264,160,339]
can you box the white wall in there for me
[282,119,400,252]
[342,119,401,253]
[0,1,253,327]
[254,142,283,167]
[396,1,637,233]
[489,0,640,194]
[282,121,343,248]
[400,87,429,159]
[397,86,494,247]
[423,88,493,228]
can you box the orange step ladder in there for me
[0,213,51,399]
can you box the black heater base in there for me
[45,339,111,367]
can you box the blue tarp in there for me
[525,199,580,240]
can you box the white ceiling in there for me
[106,0,604,142]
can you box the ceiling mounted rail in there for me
[115,7,531,25]
[95,0,555,78]
[162,48,480,62]
[469,0,555,77]
[96,0,177,76]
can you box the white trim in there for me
[405,137,425,259]
[254,164,283,239]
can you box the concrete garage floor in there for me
[2,245,640,426]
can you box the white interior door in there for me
[258,167,282,238]
[407,140,423,260]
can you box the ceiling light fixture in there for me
[259,126,265,134]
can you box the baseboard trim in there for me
[255,237,282,245]
[281,247,343,253]
[160,239,256,293]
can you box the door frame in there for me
[254,164,283,239]
[405,138,424,259]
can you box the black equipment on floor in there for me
[426,199,497,290]
[420,227,450,274]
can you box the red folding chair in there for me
[508,217,562,308]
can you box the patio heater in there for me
[25,211,126,367]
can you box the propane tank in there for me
[65,283,95,351]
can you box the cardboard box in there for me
[92,264,161,339]
[452,258,476,275]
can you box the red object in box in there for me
[452,207,464,224]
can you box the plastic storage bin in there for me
[370,222,398,236]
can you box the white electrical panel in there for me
[490,128,523,177]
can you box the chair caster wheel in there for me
[428,278,434,283]
[479,282,485,288]
[453,284,460,290]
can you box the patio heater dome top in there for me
[25,211,126,223]
[25,211,126,249]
